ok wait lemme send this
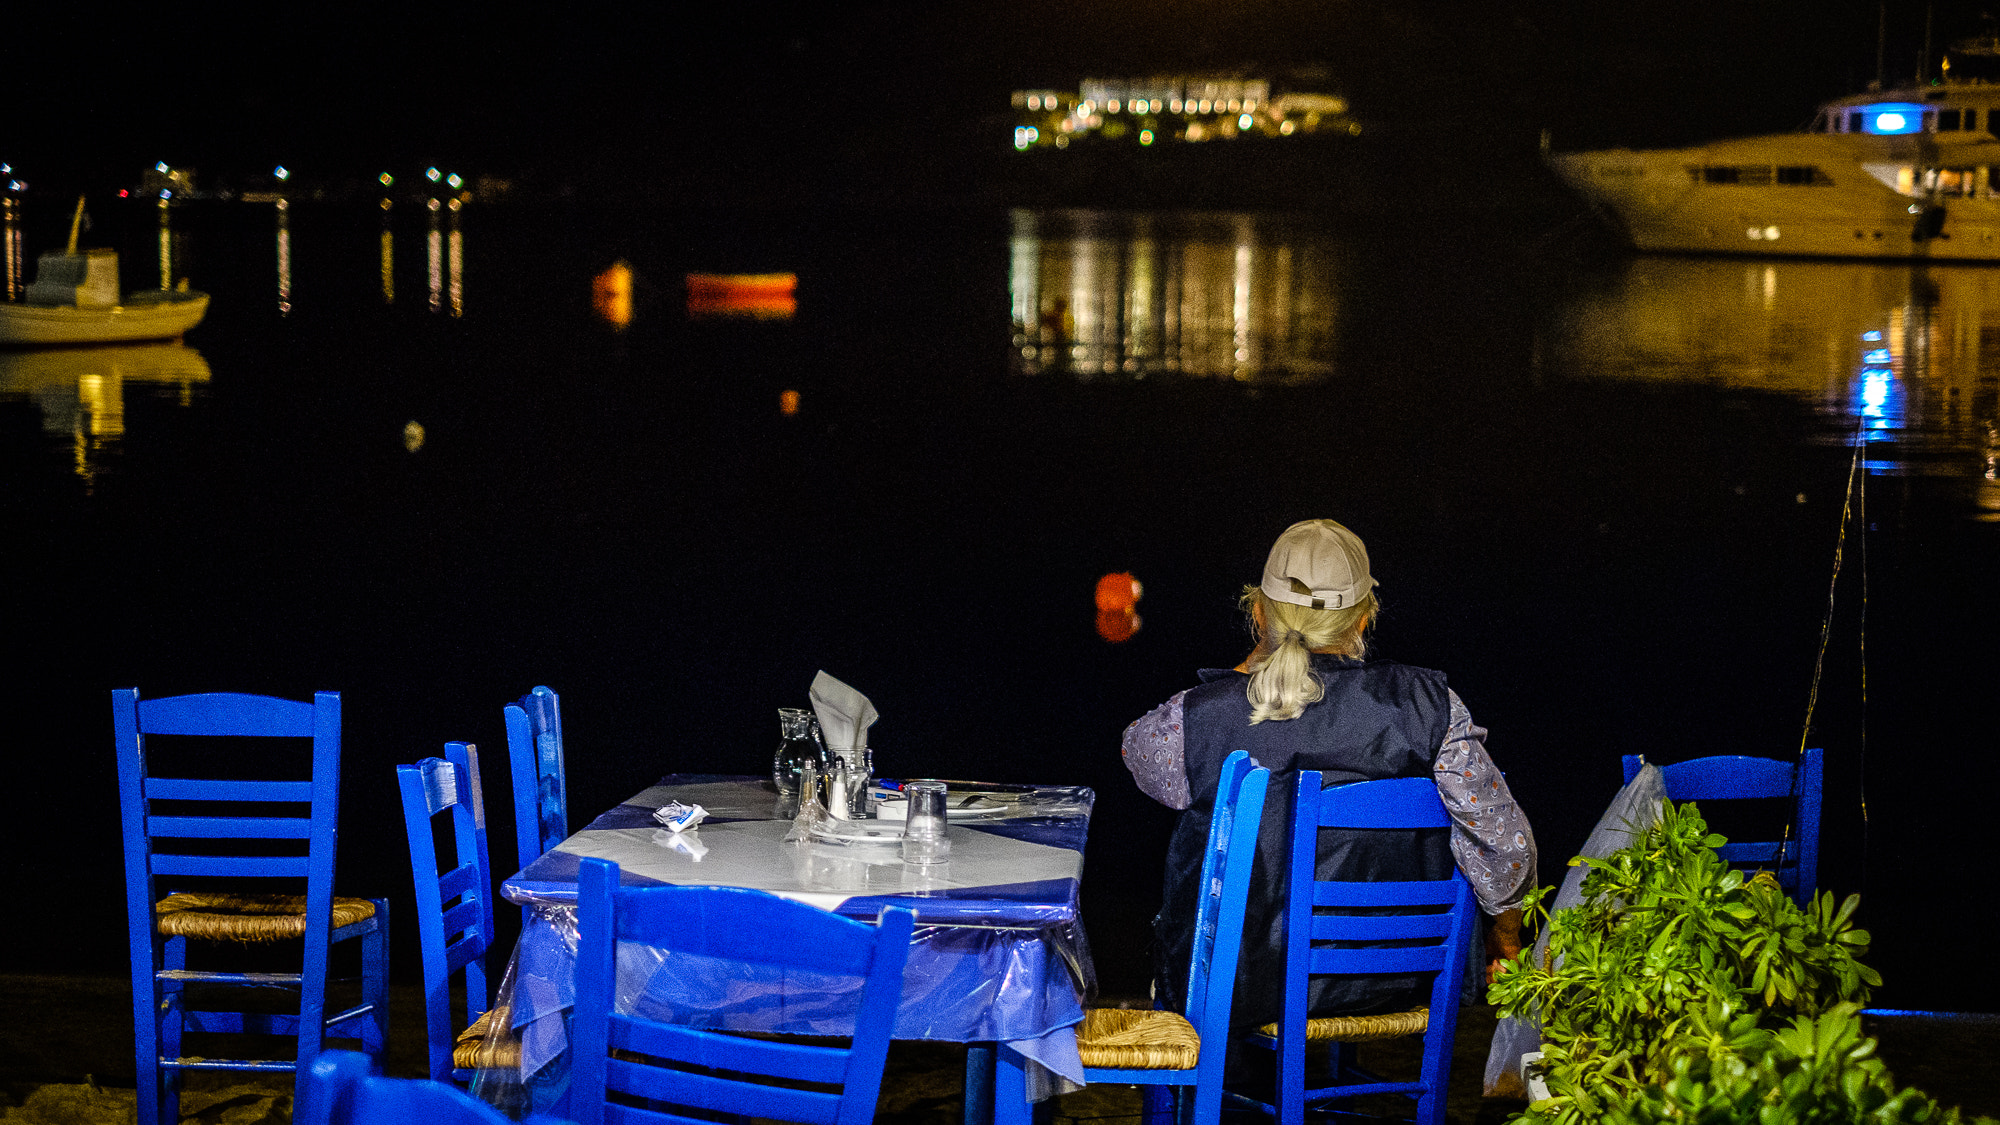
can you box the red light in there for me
[1094,572,1142,612]
[119,190,129,198]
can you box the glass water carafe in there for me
[773,708,829,818]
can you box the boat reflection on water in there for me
[1543,257,2000,517]
[1009,209,1340,384]
[0,343,210,488]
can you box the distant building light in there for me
[155,162,169,173]
[1198,99,1212,113]
[426,167,442,182]
[274,165,290,181]
[160,190,171,199]
[1015,126,1040,149]
[1107,98,1121,113]
[1239,113,1254,130]
[1080,100,1094,114]
[1244,99,1257,111]
[1280,120,1296,135]
[1139,129,1154,145]
[1028,94,1041,110]
[1170,98,1184,112]
[1228,99,1241,112]
[380,172,394,187]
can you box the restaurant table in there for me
[473,774,1097,1122]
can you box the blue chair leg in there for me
[1279,1031,1307,1125]
[1140,1083,1176,1125]
[362,901,390,1058]
[130,933,162,1125]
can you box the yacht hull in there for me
[1549,129,2000,261]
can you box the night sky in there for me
[7,1,1995,200]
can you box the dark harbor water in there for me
[5,198,1996,1014]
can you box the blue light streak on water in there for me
[1852,331,1903,451]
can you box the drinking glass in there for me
[901,780,950,865]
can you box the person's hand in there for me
[1484,908,1523,984]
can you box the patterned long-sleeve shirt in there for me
[1122,687,1536,915]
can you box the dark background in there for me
[2,1,1994,1016]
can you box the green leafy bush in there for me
[1488,800,1989,1124]
[1601,1002,1991,1124]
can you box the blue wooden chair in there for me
[297,1050,559,1125]
[114,689,389,1125]
[504,686,566,870]
[1622,749,1823,907]
[569,857,916,1125]
[398,741,509,1085]
[996,750,1269,1125]
[1233,773,1479,1125]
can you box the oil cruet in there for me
[773,707,829,818]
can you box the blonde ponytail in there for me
[1239,585,1376,723]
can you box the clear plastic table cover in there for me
[476,776,1098,1114]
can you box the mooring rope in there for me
[1782,366,1873,900]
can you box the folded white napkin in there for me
[809,670,878,751]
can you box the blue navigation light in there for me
[1862,330,1883,341]
[1859,103,1925,134]
[1864,349,1891,364]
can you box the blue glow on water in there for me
[1864,349,1891,364]
[1862,330,1884,341]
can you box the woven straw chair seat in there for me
[1075,1007,1202,1071]
[1257,1005,1428,1043]
[454,1007,519,1071]
[154,892,377,943]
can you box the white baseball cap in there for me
[1259,519,1377,610]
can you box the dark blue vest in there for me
[1153,655,1455,1029]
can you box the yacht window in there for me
[1701,166,1740,184]
[1850,111,1865,132]
[1943,108,1963,130]
[1776,165,1834,185]
[1936,167,1978,196]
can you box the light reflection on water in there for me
[1008,209,1338,384]
[0,344,210,490]
[1543,257,2000,516]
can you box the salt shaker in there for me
[901,780,950,865]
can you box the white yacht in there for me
[1550,42,2000,259]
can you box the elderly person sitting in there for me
[1123,518,1534,1029]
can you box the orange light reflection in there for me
[593,262,633,328]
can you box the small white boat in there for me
[0,286,210,346]
[0,198,209,345]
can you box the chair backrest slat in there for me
[145,815,314,840]
[436,863,479,902]
[1306,946,1458,976]
[612,889,881,977]
[151,853,312,878]
[1315,776,1451,829]
[605,1055,839,1122]
[1311,880,1463,908]
[571,858,914,1125]
[606,1019,848,1085]
[138,692,317,737]
[1307,911,1458,942]
[145,778,315,802]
